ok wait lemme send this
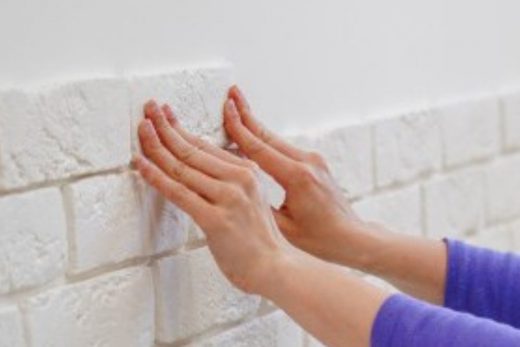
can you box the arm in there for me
[135,99,390,347]
[224,86,520,326]
[373,293,520,347]
[224,86,448,305]
[443,239,520,328]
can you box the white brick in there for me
[0,188,67,294]
[508,220,520,252]
[139,177,191,254]
[190,311,303,347]
[424,169,485,238]
[289,123,373,198]
[502,92,520,151]
[154,247,261,343]
[129,64,234,152]
[0,306,25,347]
[66,173,144,273]
[438,97,500,168]
[485,155,520,223]
[0,78,130,190]
[67,171,191,273]
[468,222,518,253]
[24,267,154,347]
[353,185,422,235]
[374,110,441,187]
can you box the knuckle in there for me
[242,159,259,171]
[257,125,273,144]
[165,182,185,202]
[179,146,199,162]
[225,186,246,204]
[193,138,209,152]
[244,139,264,156]
[306,151,327,168]
[294,164,318,187]
[170,161,188,180]
[237,168,258,191]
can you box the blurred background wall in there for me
[1,0,520,132]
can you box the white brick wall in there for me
[0,188,67,294]
[23,267,154,347]
[153,247,261,344]
[0,65,519,346]
[373,110,441,187]
[0,306,25,347]
[502,92,520,151]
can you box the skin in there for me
[134,86,448,347]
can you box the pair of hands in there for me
[134,86,364,295]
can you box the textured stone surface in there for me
[189,311,303,347]
[353,185,422,235]
[0,78,130,190]
[469,221,519,253]
[23,267,154,347]
[374,110,441,187]
[424,169,485,237]
[437,97,500,168]
[484,155,520,223]
[129,64,234,152]
[66,173,147,273]
[153,247,261,343]
[0,306,25,347]
[289,123,373,198]
[2,73,520,347]
[66,171,191,274]
[0,188,67,294]
[135,174,191,254]
[502,92,520,151]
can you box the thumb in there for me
[270,206,297,238]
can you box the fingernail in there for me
[142,119,155,134]
[145,100,159,114]
[162,104,177,124]
[225,99,238,117]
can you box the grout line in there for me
[156,306,279,347]
[0,165,131,198]
[18,302,33,347]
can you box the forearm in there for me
[335,222,448,305]
[260,252,390,347]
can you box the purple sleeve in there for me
[444,239,520,327]
[371,294,520,347]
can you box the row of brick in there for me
[0,65,233,191]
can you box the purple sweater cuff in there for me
[371,293,520,346]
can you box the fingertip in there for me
[144,100,158,116]
[224,98,239,117]
[138,118,155,138]
[228,84,239,97]
[161,104,177,125]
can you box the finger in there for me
[138,118,222,201]
[271,206,297,237]
[161,104,248,167]
[224,98,296,186]
[144,101,239,179]
[133,154,212,221]
[228,86,307,161]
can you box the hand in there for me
[224,86,369,265]
[134,100,284,295]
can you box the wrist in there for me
[333,220,394,274]
[254,251,304,300]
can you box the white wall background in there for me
[1,0,520,132]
